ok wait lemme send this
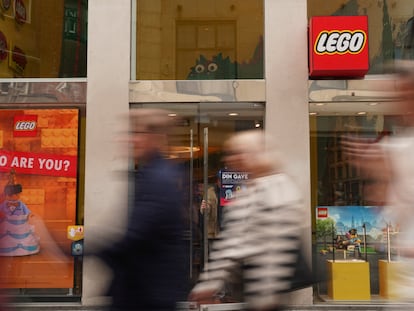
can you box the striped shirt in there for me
[192,173,305,310]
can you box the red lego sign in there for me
[13,114,38,137]
[309,16,369,78]
[317,207,328,218]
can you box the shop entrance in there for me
[130,102,264,283]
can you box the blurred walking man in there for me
[98,109,188,311]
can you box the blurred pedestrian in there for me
[342,60,414,303]
[189,130,311,311]
[97,109,189,311]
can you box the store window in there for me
[0,82,86,301]
[309,78,404,301]
[133,0,264,80]
[308,0,414,74]
[308,0,414,302]
[0,0,87,78]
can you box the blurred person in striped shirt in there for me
[189,130,310,311]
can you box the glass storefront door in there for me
[130,102,264,285]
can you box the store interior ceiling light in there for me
[309,101,397,116]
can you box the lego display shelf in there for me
[327,259,370,301]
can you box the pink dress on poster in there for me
[0,199,40,256]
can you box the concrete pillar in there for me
[265,0,312,304]
[83,0,131,305]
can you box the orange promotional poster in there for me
[0,108,79,289]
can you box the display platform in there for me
[378,259,403,300]
[327,259,371,300]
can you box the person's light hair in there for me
[224,130,284,175]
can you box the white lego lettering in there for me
[315,31,365,54]
[15,121,36,130]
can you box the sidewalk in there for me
[193,302,414,311]
[9,302,414,311]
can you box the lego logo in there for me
[315,30,366,55]
[15,121,36,130]
[317,208,328,218]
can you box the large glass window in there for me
[309,78,403,301]
[308,0,414,74]
[0,0,87,78]
[308,0,414,301]
[133,0,264,80]
[0,82,86,302]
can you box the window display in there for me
[0,0,87,78]
[0,109,79,290]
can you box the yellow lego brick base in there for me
[378,260,402,299]
[327,260,371,300]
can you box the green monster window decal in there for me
[186,36,263,80]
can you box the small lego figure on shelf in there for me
[344,228,361,258]
[346,228,361,245]
[335,234,347,250]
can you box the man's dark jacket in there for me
[100,153,189,310]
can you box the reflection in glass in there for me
[0,0,87,78]
[310,98,406,299]
[131,102,264,283]
[134,0,263,80]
